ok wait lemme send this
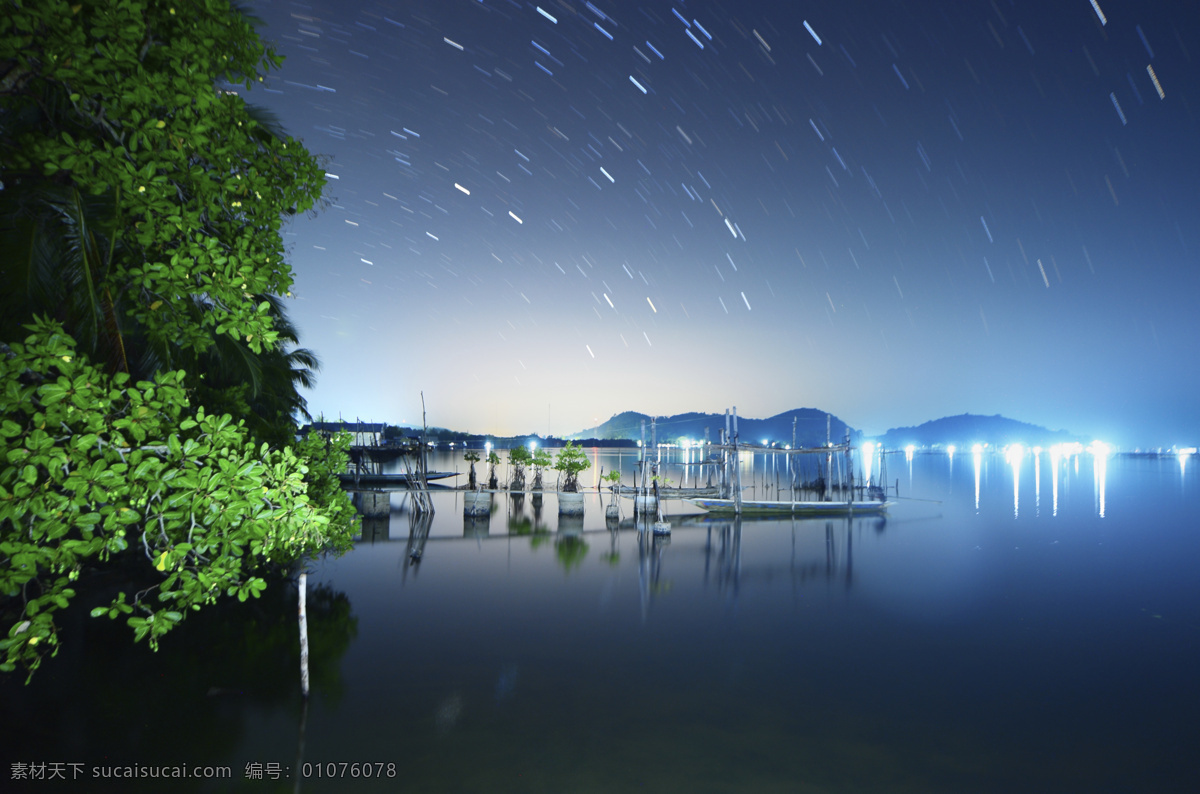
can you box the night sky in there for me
[245,0,1200,447]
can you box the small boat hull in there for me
[688,498,891,516]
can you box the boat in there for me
[687,497,891,516]
[337,471,458,487]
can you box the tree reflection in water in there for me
[0,574,357,773]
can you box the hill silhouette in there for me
[575,409,858,448]
[877,414,1079,448]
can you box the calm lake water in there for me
[4,447,1200,792]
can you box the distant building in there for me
[304,421,387,446]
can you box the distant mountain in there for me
[877,414,1080,449]
[574,409,859,448]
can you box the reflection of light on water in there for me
[973,444,983,511]
[1049,445,1061,517]
[1006,444,1023,518]
[1090,441,1109,518]
[947,445,955,478]
[862,442,874,485]
[1179,449,1195,483]
[1033,447,1042,517]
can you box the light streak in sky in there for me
[595,24,613,41]
[804,21,822,45]
[1148,65,1165,98]
[1110,93,1127,125]
[536,6,557,24]
[1090,0,1107,26]
[443,37,463,51]
[671,8,690,27]
[686,28,704,49]
[724,218,737,237]
[585,2,610,24]
[1137,25,1154,59]
[694,21,712,40]
[741,292,751,310]
[753,29,770,51]
[508,211,523,224]
[646,41,664,59]
[454,183,470,195]
[629,75,647,94]
[981,216,993,243]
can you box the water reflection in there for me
[1,574,358,783]
[973,444,983,511]
[1006,444,1023,518]
[404,511,433,578]
[1091,441,1108,518]
[360,514,390,543]
[1050,445,1061,516]
[1033,447,1042,517]
[637,518,673,619]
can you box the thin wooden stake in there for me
[298,570,310,699]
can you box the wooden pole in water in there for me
[733,406,742,515]
[298,570,310,699]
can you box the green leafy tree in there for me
[0,0,355,681]
[463,450,480,490]
[0,321,356,678]
[486,451,500,490]
[0,0,326,363]
[530,447,552,490]
[552,442,591,493]
[507,445,531,491]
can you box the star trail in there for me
[247,0,1200,446]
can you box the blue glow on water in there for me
[5,449,1199,792]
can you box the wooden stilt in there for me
[298,570,310,699]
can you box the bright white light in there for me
[1006,444,1024,466]
[972,443,984,455]
[1089,440,1110,457]
[529,441,537,452]
[762,439,769,446]
[947,444,956,456]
